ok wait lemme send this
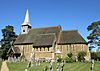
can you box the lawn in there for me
[0,61,2,70]
[7,61,100,71]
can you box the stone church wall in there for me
[56,44,90,61]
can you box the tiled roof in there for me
[14,25,87,45]
[23,26,61,43]
[57,30,87,44]
[14,34,27,44]
[33,33,56,47]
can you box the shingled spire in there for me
[21,9,32,34]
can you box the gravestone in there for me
[91,59,94,71]
[14,56,17,62]
[24,68,28,71]
[8,57,11,62]
[27,61,31,69]
[18,57,20,62]
[49,60,54,71]
[60,60,64,71]
[56,63,59,71]
[38,60,41,66]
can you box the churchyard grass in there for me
[7,62,28,71]
[0,61,2,70]
[7,61,100,71]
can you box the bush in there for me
[57,56,62,63]
[78,51,87,62]
[65,52,75,63]
[65,57,75,63]
[67,52,73,58]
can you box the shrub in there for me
[78,51,87,62]
[57,56,62,63]
[65,52,75,63]
[67,52,73,58]
[65,57,75,63]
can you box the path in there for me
[1,61,9,71]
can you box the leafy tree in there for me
[91,52,97,60]
[78,51,87,62]
[87,21,100,51]
[0,25,17,60]
[91,51,100,61]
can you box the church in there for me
[9,10,90,61]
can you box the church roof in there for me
[14,34,27,44]
[33,33,56,47]
[14,25,61,44]
[57,30,87,44]
[23,26,61,43]
[14,26,87,45]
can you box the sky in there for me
[0,0,100,42]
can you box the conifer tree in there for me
[87,21,100,51]
[0,25,17,59]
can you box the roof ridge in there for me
[29,25,61,30]
[61,30,78,32]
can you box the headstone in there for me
[56,63,59,71]
[18,57,20,62]
[49,61,53,71]
[14,56,16,62]
[8,57,11,62]
[24,69,28,71]
[11,57,14,62]
[38,60,41,66]
[27,61,31,69]
[60,60,64,71]
[36,60,38,66]
[91,59,94,71]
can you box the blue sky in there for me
[0,0,100,42]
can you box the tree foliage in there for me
[65,52,75,63]
[87,21,100,51]
[91,51,100,61]
[78,51,87,62]
[0,25,17,59]
[67,52,73,58]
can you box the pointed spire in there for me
[22,9,31,26]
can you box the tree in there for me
[0,25,17,60]
[91,51,100,61]
[78,51,87,62]
[87,21,100,51]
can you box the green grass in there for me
[0,61,2,70]
[7,61,100,71]
[7,62,28,71]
